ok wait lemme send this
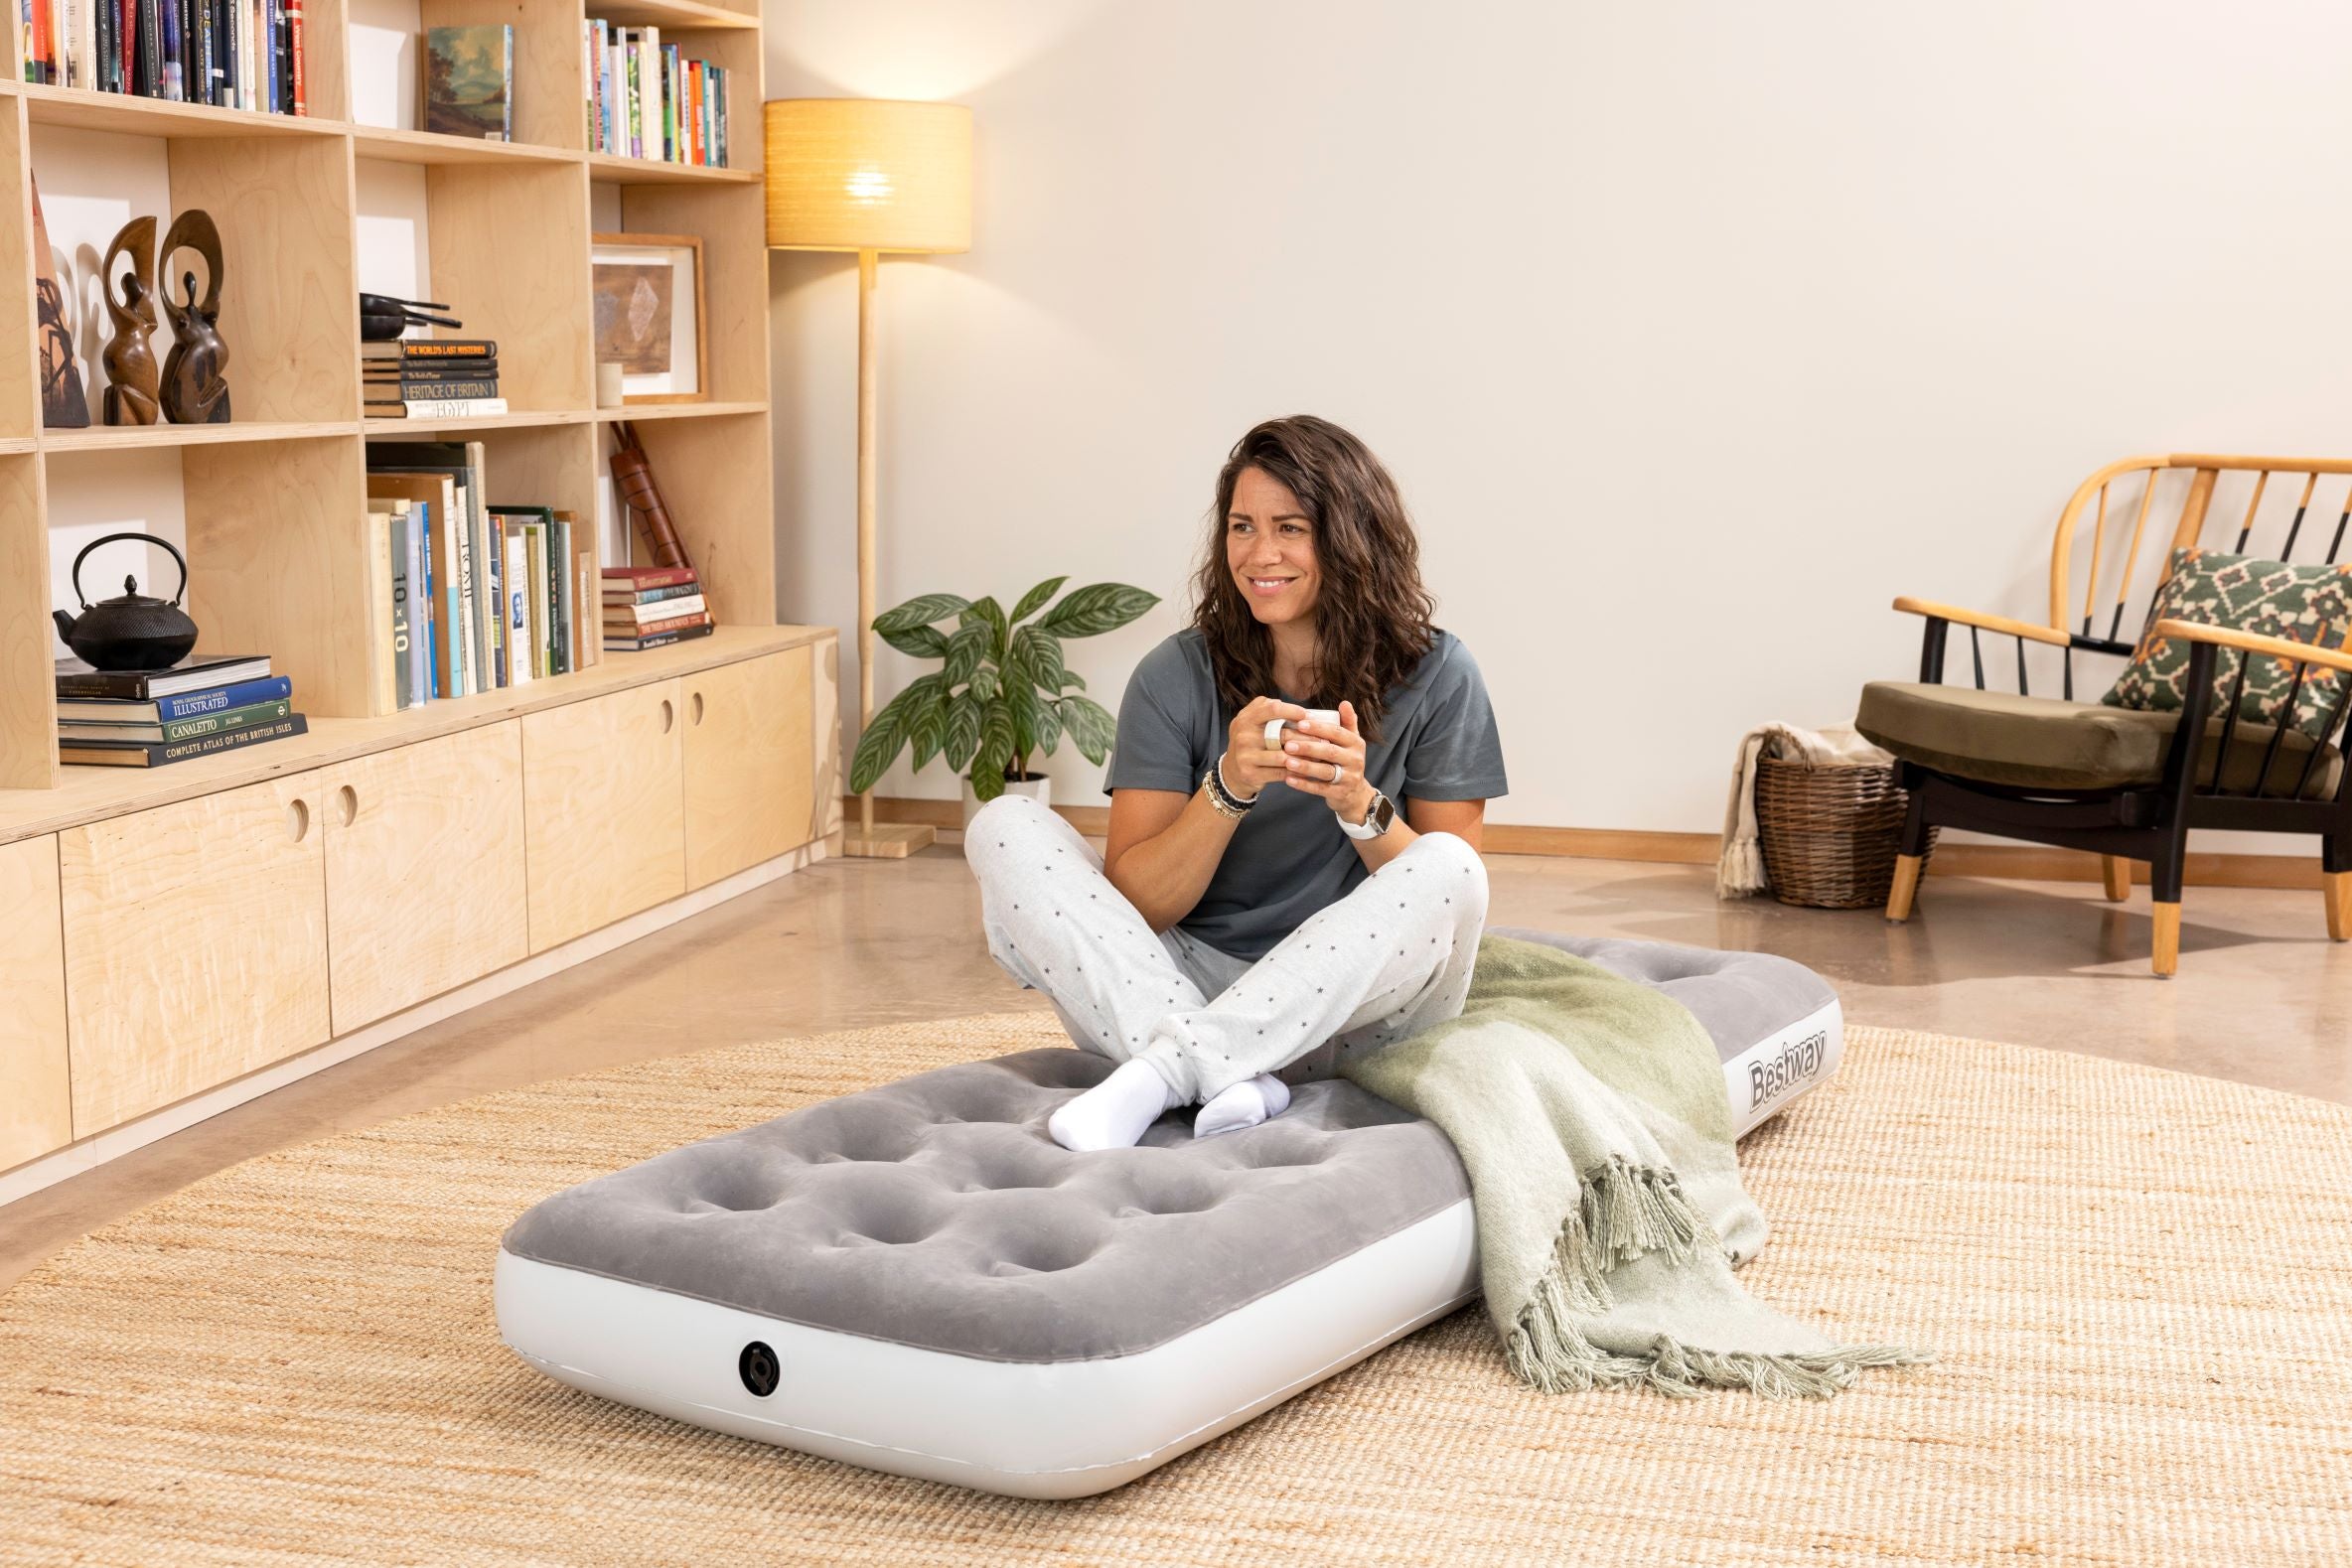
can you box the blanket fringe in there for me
[1503,1156,1936,1399]
[1715,837,1767,899]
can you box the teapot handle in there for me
[71,531,190,609]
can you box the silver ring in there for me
[1330,762,1343,784]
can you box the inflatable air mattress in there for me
[496,931,1841,1497]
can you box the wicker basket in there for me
[1753,754,1936,910]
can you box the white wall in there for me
[765,1,2352,844]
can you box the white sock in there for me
[1049,1058,1180,1152]
[1193,1073,1293,1139]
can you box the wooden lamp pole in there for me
[847,248,928,855]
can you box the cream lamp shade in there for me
[764,99,972,254]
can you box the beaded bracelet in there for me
[1202,757,1257,818]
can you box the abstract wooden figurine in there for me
[99,215,162,426]
[158,209,230,425]
[31,174,91,428]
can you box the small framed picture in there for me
[590,233,706,403]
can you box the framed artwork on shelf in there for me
[590,233,706,403]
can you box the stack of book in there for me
[583,18,729,167]
[368,441,598,709]
[602,565,712,651]
[363,338,503,420]
[19,0,308,111]
[56,653,306,769]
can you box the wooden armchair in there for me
[1856,454,2352,977]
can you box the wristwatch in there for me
[1338,787,1396,840]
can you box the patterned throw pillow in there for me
[2103,547,2352,740]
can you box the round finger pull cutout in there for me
[738,1341,781,1398]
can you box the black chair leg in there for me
[2324,836,2349,943]
[1886,792,1932,924]
[2148,836,2187,979]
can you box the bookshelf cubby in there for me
[0,0,774,791]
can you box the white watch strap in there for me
[1337,791,1387,839]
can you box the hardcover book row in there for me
[584,19,730,168]
[18,0,307,112]
[368,441,599,711]
[55,653,306,769]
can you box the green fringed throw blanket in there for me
[1336,933,1933,1398]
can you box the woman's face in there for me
[1226,465,1321,628]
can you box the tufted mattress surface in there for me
[501,1049,1471,1364]
[1490,928,1837,1068]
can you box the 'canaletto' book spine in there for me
[158,697,293,741]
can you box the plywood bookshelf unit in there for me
[0,0,772,792]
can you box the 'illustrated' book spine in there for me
[150,673,291,719]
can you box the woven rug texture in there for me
[2,1012,2348,1567]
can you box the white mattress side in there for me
[495,1196,1480,1499]
[1723,997,1844,1140]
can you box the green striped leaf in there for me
[943,688,984,771]
[1009,575,1069,625]
[942,620,991,689]
[873,593,969,635]
[1057,694,1117,765]
[1033,583,1157,639]
[847,696,913,794]
[876,622,950,659]
[906,680,951,772]
[1012,626,1074,694]
[961,596,1009,661]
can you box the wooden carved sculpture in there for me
[98,215,162,426]
[158,209,230,424]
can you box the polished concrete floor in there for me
[5,837,2346,1292]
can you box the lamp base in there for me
[840,822,939,860]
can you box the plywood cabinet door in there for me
[322,721,528,1034]
[681,646,814,890]
[0,834,71,1170]
[522,678,685,953]
[60,771,331,1135]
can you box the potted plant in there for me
[849,577,1159,824]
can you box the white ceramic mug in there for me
[1263,707,1344,752]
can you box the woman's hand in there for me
[1221,697,1311,802]
[1273,701,1374,823]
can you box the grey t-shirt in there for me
[1101,627,1508,960]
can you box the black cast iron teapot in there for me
[53,531,200,671]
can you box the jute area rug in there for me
[3,1013,2348,1568]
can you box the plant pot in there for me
[960,770,1050,829]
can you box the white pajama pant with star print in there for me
[965,793,1489,1104]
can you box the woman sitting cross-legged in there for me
[965,414,1509,1152]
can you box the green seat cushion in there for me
[2103,547,2352,741]
[1856,681,2343,797]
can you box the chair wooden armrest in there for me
[1891,597,2071,647]
[2148,619,2352,679]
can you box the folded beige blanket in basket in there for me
[1715,723,1893,899]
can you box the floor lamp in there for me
[764,98,973,859]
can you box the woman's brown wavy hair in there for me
[1191,415,1436,746]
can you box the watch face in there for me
[1372,792,1394,830]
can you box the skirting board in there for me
[0,833,841,1210]
[853,796,2328,892]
